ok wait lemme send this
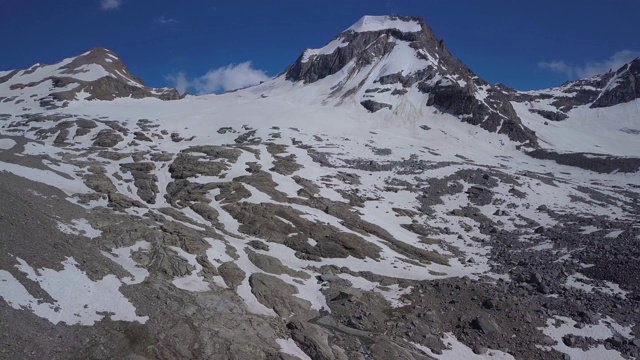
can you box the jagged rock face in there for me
[591,58,640,108]
[512,57,640,118]
[285,17,434,84]
[284,15,538,146]
[0,47,179,109]
[512,74,612,115]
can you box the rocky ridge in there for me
[512,57,640,119]
[0,47,179,110]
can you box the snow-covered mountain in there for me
[277,15,538,146]
[0,15,639,360]
[0,47,179,110]
[507,57,640,157]
[513,56,640,116]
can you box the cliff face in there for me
[591,58,640,108]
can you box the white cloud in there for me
[166,62,270,95]
[194,62,270,93]
[538,50,640,79]
[538,60,572,77]
[156,15,179,25]
[575,50,640,78]
[100,0,122,10]
[164,73,189,95]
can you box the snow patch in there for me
[0,257,147,325]
[101,241,150,285]
[412,332,515,359]
[169,246,211,292]
[276,338,312,360]
[0,138,16,150]
[565,272,629,297]
[302,38,349,62]
[538,315,633,360]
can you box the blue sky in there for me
[1,0,638,92]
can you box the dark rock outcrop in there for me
[591,58,640,108]
[528,109,569,121]
[360,100,392,112]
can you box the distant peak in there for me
[346,15,423,33]
[83,46,114,55]
[74,47,122,64]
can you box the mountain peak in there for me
[283,15,537,146]
[516,55,640,116]
[0,47,179,110]
[346,15,424,33]
[287,15,444,83]
[591,56,640,108]
[70,47,125,69]
[59,47,144,86]
[77,47,120,61]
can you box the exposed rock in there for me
[470,314,502,335]
[591,58,640,108]
[360,100,392,112]
[169,153,228,179]
[527,149,640,174]
[133,131,153,142]
[224,201,382,260]
[287,320,346,360]
[108,192,146,209]
[120,162,159,204]
[92,129,124,147]
[247,240,270,251]
[98,150,130,160]
[186,145,242,162]
[271,154,303,175]
[528,108,569,121]
[246,249,310,279]
[217,261,245,290]
[249,273,311,317]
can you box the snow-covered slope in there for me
[514,57,640,115]
[0,47,179,111]
[509,57,640,155]
[0,15,638,360]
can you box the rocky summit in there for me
[0,47,179,110]
[285,15,537,146]
[0,15,639,360]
